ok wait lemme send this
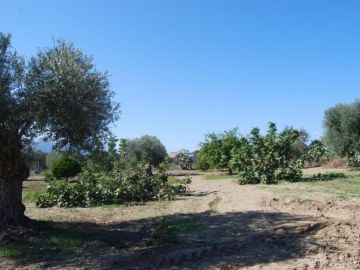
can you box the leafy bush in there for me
[305,140,329,165]
[175,152,193,170]
[348,151,360,170]
[198,129,241,174]
[231,123,303,184]
[51,156,82,180]
[36,164,187,208]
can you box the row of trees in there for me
[198,123,328,184]
[91,135,168,175]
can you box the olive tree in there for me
[324,100,360,156]
[126,135,167,175]
[0,33,119,229]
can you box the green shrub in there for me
[198,129,241,174]
[348,151,360,169]
[36,165,187,208]
[175,152,193,170]
[305,140,329,165]
[51,156,82,180]
[231,123,303,184]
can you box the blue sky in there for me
[2,0,360,151]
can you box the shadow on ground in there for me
[2,210,325,269]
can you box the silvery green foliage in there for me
[324,100,360,157]
[126,135,167,174]
[25,39,120,154]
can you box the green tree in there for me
[0,34,120,229]
[283,127,310,160]
[51,156,82,180]
[324,100,360,156]
[127,135,167,175]
[198,129,240,174]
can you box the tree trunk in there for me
[0,175,28,229]
[0,131,30,230]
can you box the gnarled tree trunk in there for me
[0,131,29,230]
[0,174,28,228]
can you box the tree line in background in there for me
[196,99,360,183]
[197,123,329,184]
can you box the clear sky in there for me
[2,0,360,151]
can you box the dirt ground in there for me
[1,169,359,269]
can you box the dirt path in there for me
[148,174,359,270]
[2,173,360,270]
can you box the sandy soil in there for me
[1,170,359,270]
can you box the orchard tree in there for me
[127,135,167,175]
[230,123,303,184]
[0,33,120,229]
[324,100,360,156]
[198,129,240,174]
[305,140,329,165]
[283,127,310,160]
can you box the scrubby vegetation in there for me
[35,139,189,208]
[175,151,193,170]
[198,123,329,185]
[230,123,304,184]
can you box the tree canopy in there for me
[0,32,120,228]
[198,129,241,174]
[126,135,167,174]
[324,100,360,157]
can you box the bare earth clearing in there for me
[1,168,359,269]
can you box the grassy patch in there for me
[23,188,46,203]
[168,176,182,185]
[148,216,204,246]
[0,244,22,258]
[0,224,106,259]
[22,178,47,203]
[167,217,204,232]
[300,172,347,182]
[264,171,360,199]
